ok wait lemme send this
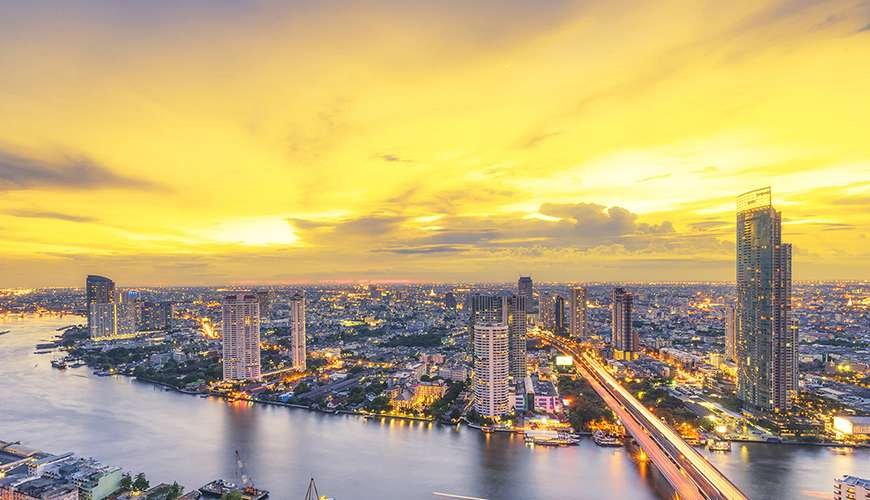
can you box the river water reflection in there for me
[1,316,866,499]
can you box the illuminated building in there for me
[517,276,533,307]
[466,293,505,355]
[611,287,638,360]
[832,415,870,436]
[736,187,796,413]
[289,291,306,371]
[507,295,527,382]
[474,323,510,418]
[140,301,173,331]
[554,295,567,337]
[539,292,555,331]
[86,275,116,339]
[834,475,870,500]
[569,285,588,339]
[725,303,737,362]
[222,293,261,381]
[115,290,138,335]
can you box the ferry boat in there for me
[50,359,67,369]
[707,439,732,452]
[525,430,580,447]
[592,430,622,447]
[199,480,269,499]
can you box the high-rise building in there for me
[444,291,457,310]
[569,286,588,339]
[86,275,115,304]
[611,288,637,360]
[115,290,139,335]
[724,303,737,362]
[289,291,306,371]
[539,292,555,332]
[506,295,527,381]
[736,187,796,413]
[517,276,533,306]
[473,323,510,418]
[222,293,261,381]
[466,293,507,354]
[553,295,567,337]
[256,290,274,321]
[140,301,173,331]
[86,275,116,339]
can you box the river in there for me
[0,316,866,499]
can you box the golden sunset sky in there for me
[1,1,868,286]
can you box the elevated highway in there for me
[535,331,748,500]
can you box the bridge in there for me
[534,331,748,500]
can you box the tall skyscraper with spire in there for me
[289,291,307,371]
[736,187,796,413]
[222,293,261,381]
[569,285,588,339]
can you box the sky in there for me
[1,0,869,287]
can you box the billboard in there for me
[555,355,574,366]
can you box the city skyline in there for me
[2,1,870,287]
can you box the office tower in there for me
[444,291,457,310]
[724,304,737,362]
[289,291,306,371]
[256,290,274,321]
[736,187,796,413]
[539,292,555,331]
[517,276,533,305]
[86,275,116,339]
[140,301,173,331]
[222,293,261,381]
[506,295,527,381]
[115,290,139,335]
[569,286,588,339]
[473,323,510,418]
[611,288,637,360]
[553,295,567,336]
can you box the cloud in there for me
[639,173,672,182]
[5,209,97,223]
[0,149,157,191]
[859,23,870,32]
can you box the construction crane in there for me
[304,478,334,500]
[234,450,264,498]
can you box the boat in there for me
[198,479,269,499]
[707,439,731,452]
[593,430,623,447]
[51,359,67,369]
[525,430,580,447]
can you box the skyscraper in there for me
[569,286,588,339]
[611,288,637,360]
[553,295,567,337]
[466,293,506,355]
[473,323,510,418]
[222,293,261,381]
[115,290,139,335]
[724,304,737,363]
[539,292,555,332]
[289,291,306,371]
[736,187,796,413]
[506,295,527,382]
[517,276,533,306]
[86,275,116,339]
[140,301,173,331]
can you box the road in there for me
[535,331,748,500]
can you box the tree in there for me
[167,482,184,499]
[133,472,150,492]
[120,473,133,491]
[221,491,243,500]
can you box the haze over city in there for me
[2,1,869,286]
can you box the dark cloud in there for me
[859,23,870,32]
[518,131,561,149]
[0,150,158,191]
[377,244,468,255]
[6,209,97,223]
[378,154,413,163]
